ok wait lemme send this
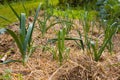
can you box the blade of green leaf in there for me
[90,41,97,58]
[58,30,63,63]
[77,30,84,50]
[6,29,23,55]
[32,3,41,27]
[20,13,26,44]
[61,28,65,52]
[46,21,63,32]
[48,37,82,43]
[2,60,21,64]
[95,25,118,61]
[28,3,41,46]
[24,23,33,53]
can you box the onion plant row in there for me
[0,1,118,65]
[47,10,118,63]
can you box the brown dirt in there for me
[0,16,120,80]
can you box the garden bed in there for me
[0,15,120,80]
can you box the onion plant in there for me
[45,28,68,64]
[0,3,41,64]
[90,22,118,61]
[58,14,74,34]
[76,11,118,61]
[55,28,71,64]
[58,28,66,63]
[38,2,73,37]
[38,9,73,37]
[79,11,92,53]
[37,7,58,37]
[59,3,74,34]
[47,28,82,64]
[37,0,59,37]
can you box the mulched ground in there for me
[0,16,120,80]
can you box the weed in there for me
[0,69,23,80]
[0,69,12,80]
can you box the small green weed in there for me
[0,69,12,80]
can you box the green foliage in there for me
[0,69,23,80]
[0,0,40,28]
[57,4,74,34]
[41,0,59,8]
[0,69,12,80]
[0,0,33,4]
[59,0,97,9]
[97,0,120,19]
[96,0,120,31]
[49,0,59,6]
[0,0,119,65]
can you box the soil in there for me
[0,15,120,80]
